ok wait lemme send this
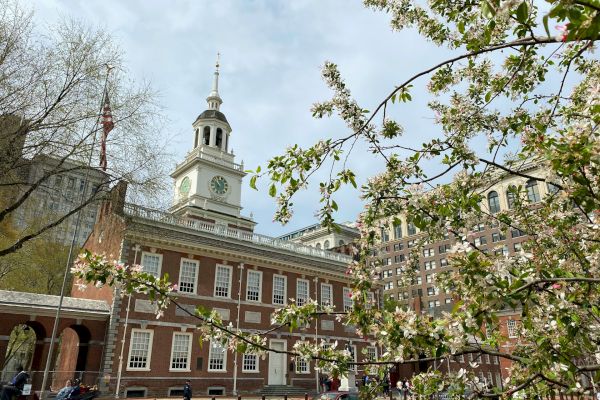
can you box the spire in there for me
[206,53,222,111]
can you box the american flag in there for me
[99,90,114,171]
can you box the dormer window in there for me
[203,126,210,145]
[216,128,223,148]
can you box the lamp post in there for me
[39,65,113,400]
[115,244,141,399]
[313,276,319,393]
[232,263,244,395]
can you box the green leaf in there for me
[250,175,258,190]
[543,15,551,37]
[269,183,276,197]
[516,1,528,23]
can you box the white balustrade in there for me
[122,203,352,263]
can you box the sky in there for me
[30,0,447,236]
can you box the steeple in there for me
[206,53,222,111]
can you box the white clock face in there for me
[210,175,229,195]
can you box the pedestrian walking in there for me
[183,379,192,400]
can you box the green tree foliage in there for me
[0,0,170,259]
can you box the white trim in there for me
[169,332,192,372]
[343,287,353,312]
[213,264,233,298]
[245,270,263,303]
[272,274,287,306]
[140,252,162,278]
[126,328,153,371]
[178,258,199,295]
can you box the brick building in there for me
[71,61,372,397]
[375,162,556,387]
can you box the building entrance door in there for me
[268,340,286,385]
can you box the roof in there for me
[195,109,229,124]
[0,290,110,319]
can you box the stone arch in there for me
[54,324,92,386]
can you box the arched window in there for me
[407,222,417,236]
[339,240,345,246]
[487,191,501,214]
[216,128,223,148]
[506,185,517,209]
[315,243,322,250]
[547,182,560,195]
[394,224,403,240]
[526,179,540,203]
[324,240,330,249]
[194,129,199,148]
[203,126,211,146]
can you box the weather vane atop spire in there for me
[207,52,223,111]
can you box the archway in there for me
[2,324,36,381]
[53,325,92,387]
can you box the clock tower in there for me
[170,55,256,232]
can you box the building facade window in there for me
[526,179,541,203]
[128,329,153,370]
[439,244,451,254]
[214,265,232,298]
[384,282,394,290]
[272,275,287,306]
[242,353,258,372]
[320,283,333,306]
[382,269,393,278]
[380,227,390,242]
[343,287,353,312]
[141,252,162,278]
[507,319,518,338]
[246,270,262,302]
[324,240,330,249]
[424,261,436,270]
[295,357,309,374]
[296,279,309,306]
[407,223,417,236]
[170,333,192,371]
[474,236,487,246]
[394,254,405,263]
[440,258,448,267]
[487,191,501,214]
[506,185,517,209]
[423,248,435,257]
[394,224,403,240]
[178,259,199,294]
[203,126,210,145]
[492,232,506,242]
[208,340,227,371]
[393,243,404,251]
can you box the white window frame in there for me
[242,353,259,373]
[208,340,227,372]
[507,319,518,338]
[169,332,192,372]
[213,264,232,298]
[295,356,310,374]
[141,252,162,278]
[127,328,153,371]
[343,287,353,312]
[246,270,263,303]
[272,274,287,306]
[366,346,377,361]
[348,344,357,371]
[178,258,199,295]
[320,283,333,307]
[296,279,309,306]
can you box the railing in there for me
[123,204,353,264]
[175,147,243,172]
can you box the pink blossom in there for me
[555,24,569,42]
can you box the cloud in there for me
[32,0,445,236]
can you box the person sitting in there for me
[0,366,28,400]
[67,379,81,399]
[55,380,74,400]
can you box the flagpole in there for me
[40,64,114,399]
